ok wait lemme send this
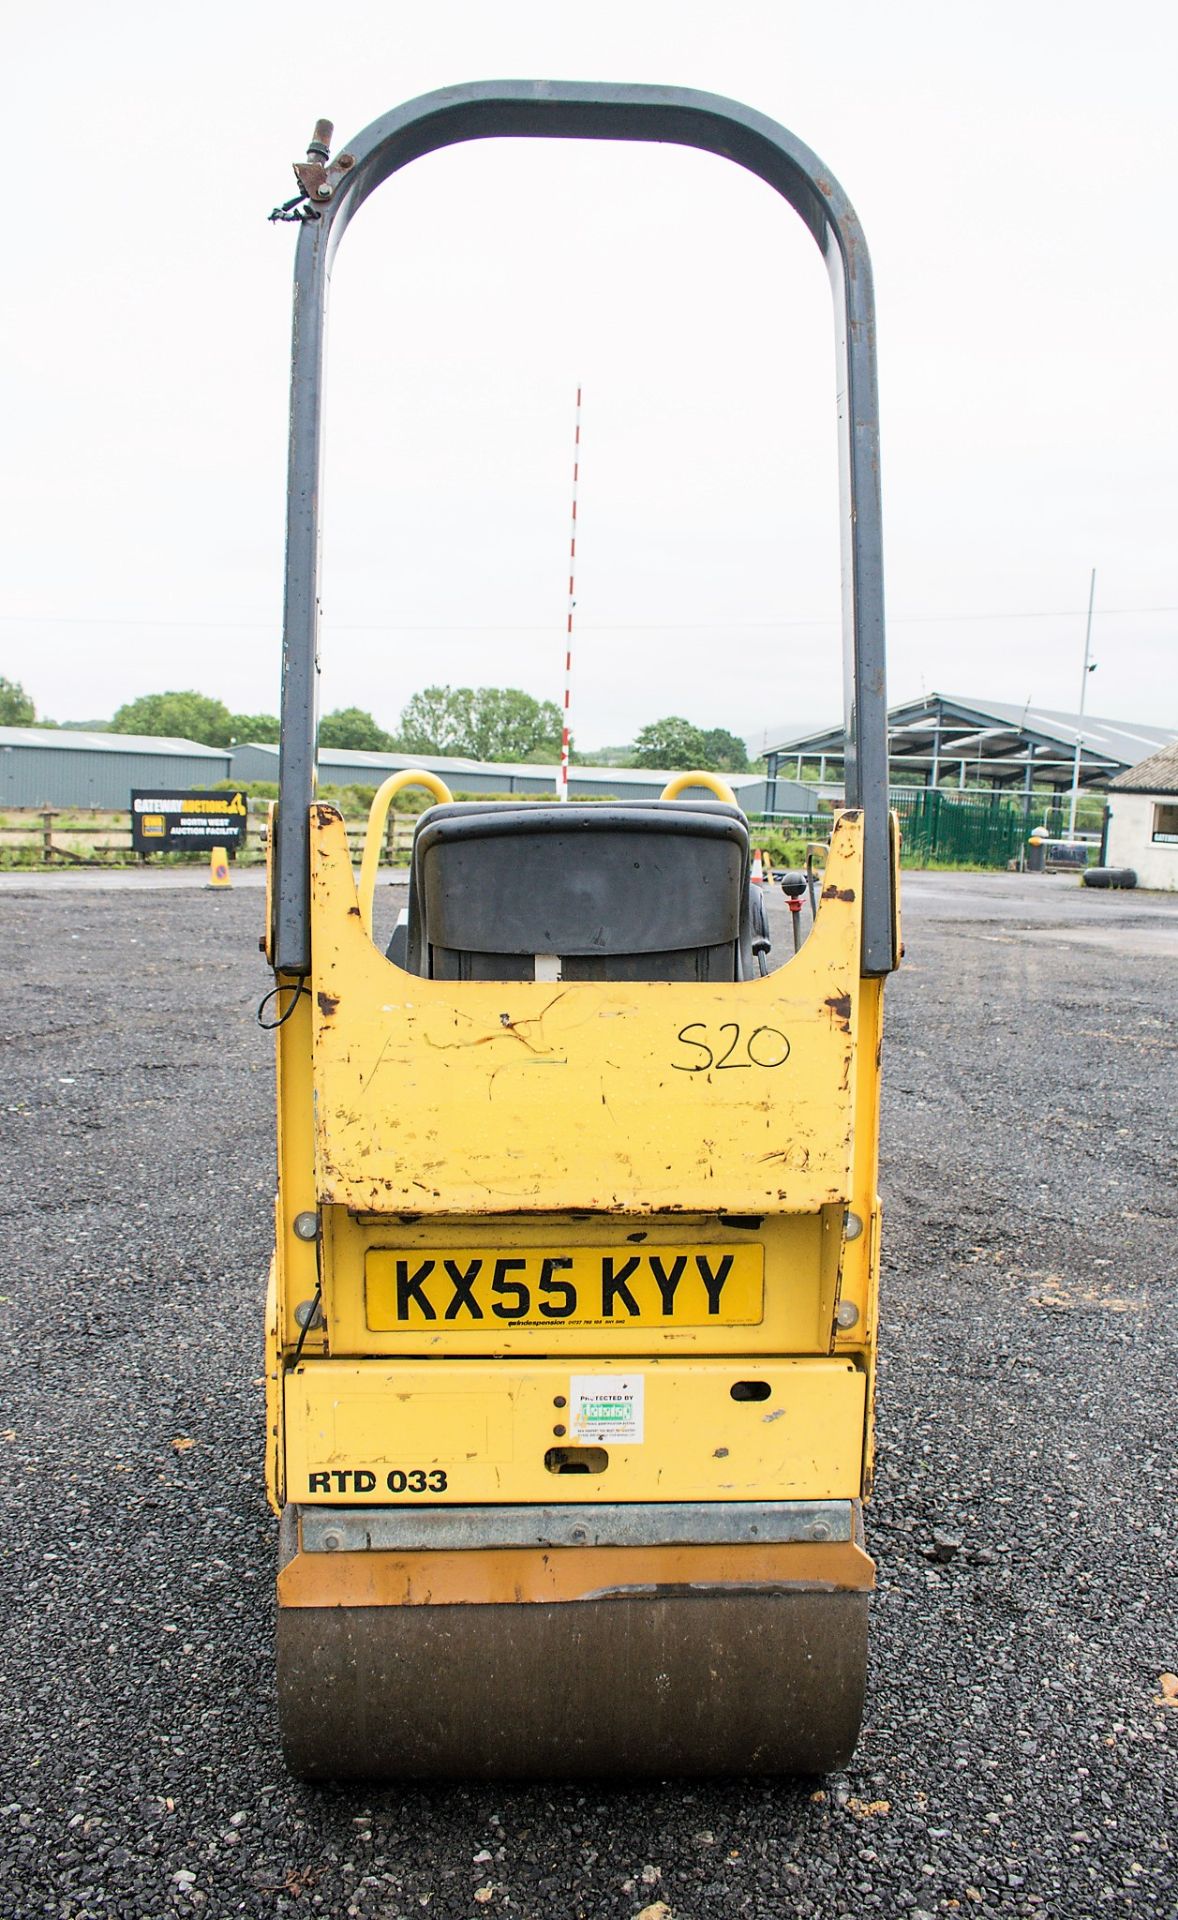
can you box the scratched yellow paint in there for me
[308,807,865,1217]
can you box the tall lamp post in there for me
[1066,568,1097,841]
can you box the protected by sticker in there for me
[569,1373,644,1444]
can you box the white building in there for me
[1105,741,1178,890]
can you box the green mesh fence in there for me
[889,789,1025,868]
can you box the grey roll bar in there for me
[273,81,895,976]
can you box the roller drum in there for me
[277,1586,869,1781]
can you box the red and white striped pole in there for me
[558,385,581,801]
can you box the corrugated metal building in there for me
[0,727,232,809]
[230,743,814,817]
[757,692,1178,803]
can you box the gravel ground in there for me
[0,872,1174,1920]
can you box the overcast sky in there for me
[4,1,1175,754]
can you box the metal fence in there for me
[888,789,1025,868]
[753,793,1027,868]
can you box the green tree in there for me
[227,711,281,744]
[396,686,473,756]
[0,677,36,725]
[632,716,708,770]
[318,706,392,752]
[111,690,232,746]
[396,685,565,763]
[468,687,563,762]
[700,727,751,773]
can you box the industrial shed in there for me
[0,727,232,810]
[759,692,1176,809]
[230,743,812,816]
[1105,742,1178,890]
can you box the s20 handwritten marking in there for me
[672,1022,791,1072]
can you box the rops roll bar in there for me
[273,82,896,976]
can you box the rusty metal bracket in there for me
[271,121,357,223]
[291,154,358,203]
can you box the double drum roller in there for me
[263,83,899,1779]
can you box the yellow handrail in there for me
[357,770,453,937]
[659,770,739,805]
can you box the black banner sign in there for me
[130,789,248,854]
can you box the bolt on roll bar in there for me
[273,81,896,976]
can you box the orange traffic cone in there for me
[208,845,231,889]
[751,849,765,885]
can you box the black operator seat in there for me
[391,800,764,982]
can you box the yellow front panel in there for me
[284,1356,867,1504]
[308,808,866,1217]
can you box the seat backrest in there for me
[397,800,756,982]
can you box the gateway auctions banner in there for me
[131,789,248,854]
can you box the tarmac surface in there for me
[0,870,1175,1918]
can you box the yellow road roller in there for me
[264,82,899,1780]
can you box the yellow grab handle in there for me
[357,770,453,937]
[659,770,739,806]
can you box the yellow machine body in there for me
[264,82,898,1781]
[266,799,894,1778]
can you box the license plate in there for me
[365,1244,764,1330]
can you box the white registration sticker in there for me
[570,1373,645,1444]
